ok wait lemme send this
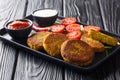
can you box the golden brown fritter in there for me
[81,34,105,52]
[27,31,51,50]
[43,33,68,57]
[88,29,118,46]
[61,39,94,66]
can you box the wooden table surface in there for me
[0,0,120,80]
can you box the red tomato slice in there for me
[66,24,81,33]
[51,24,65,33]
[84,26,100,33]
[66,31,81,40]
[61,18,77,26]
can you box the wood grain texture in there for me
[0,41,17,80]
[0,0,120,80]
[14,51,63,80]
[98,0,120,33]
[0,0,30,80]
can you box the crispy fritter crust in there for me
[81,34,105,52]
[43,33,68,57]
[88,29,118,46]
[27,31,51,50]
[61,40,94,66]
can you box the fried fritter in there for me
[81,34,105,52]
[27,31,51,50]
[43,33,68,57]
[61,40,94,66]
[88,29,118,46]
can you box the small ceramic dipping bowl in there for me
[5,19,33,39]
[32,8,58,27]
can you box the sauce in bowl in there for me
[5,19,33,39]
[33,9,58,17]
[32,9,58,27]
[8,21,30,30]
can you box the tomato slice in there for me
[66,31,81,40]
[51,24,65,33]
[66,24,81,33]
[84,26,100,33]
[61,18,77,26]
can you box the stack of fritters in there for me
[27,32,95,66]
[27,29,118,67]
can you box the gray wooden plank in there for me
[98,0,120,33]
[0,40,17,80]
[98,0,120,80]
[14,51,63,80]
[13,0,64,80]
[0,0,30,80]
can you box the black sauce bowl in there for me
[32,8,58,27]
[5,19,33,39]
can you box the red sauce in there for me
[8,21,29,30]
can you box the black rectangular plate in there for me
[0,15,120,71]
